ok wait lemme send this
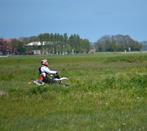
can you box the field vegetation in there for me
[0,52,147,131]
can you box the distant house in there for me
[26,41,53,55]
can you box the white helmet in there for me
[41,59,48,66]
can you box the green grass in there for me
[0,53,147,131]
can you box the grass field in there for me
[0,53,147,131]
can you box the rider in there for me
[34,59,60,85]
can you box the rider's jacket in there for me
[39,65,57,76]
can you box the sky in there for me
[0,0,147,42]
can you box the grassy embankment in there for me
[0,53,147,131]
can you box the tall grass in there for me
[0,53,147,130]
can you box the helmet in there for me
[41,59,48,66]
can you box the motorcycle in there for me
[32,73,69,86]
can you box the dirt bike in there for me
[32,73,69,86]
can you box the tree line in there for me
[0,33,91,55]
[0,33,143,55]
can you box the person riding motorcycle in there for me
[33,59,60,85]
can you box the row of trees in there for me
[34,33,91,54]
[0,34,143,55]
[0,33,91,55]
[0,39,26,55]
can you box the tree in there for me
[95,35,142,52]
[11,39,26,55]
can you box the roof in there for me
[26,41,45,46]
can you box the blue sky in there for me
[0,0,146,42]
